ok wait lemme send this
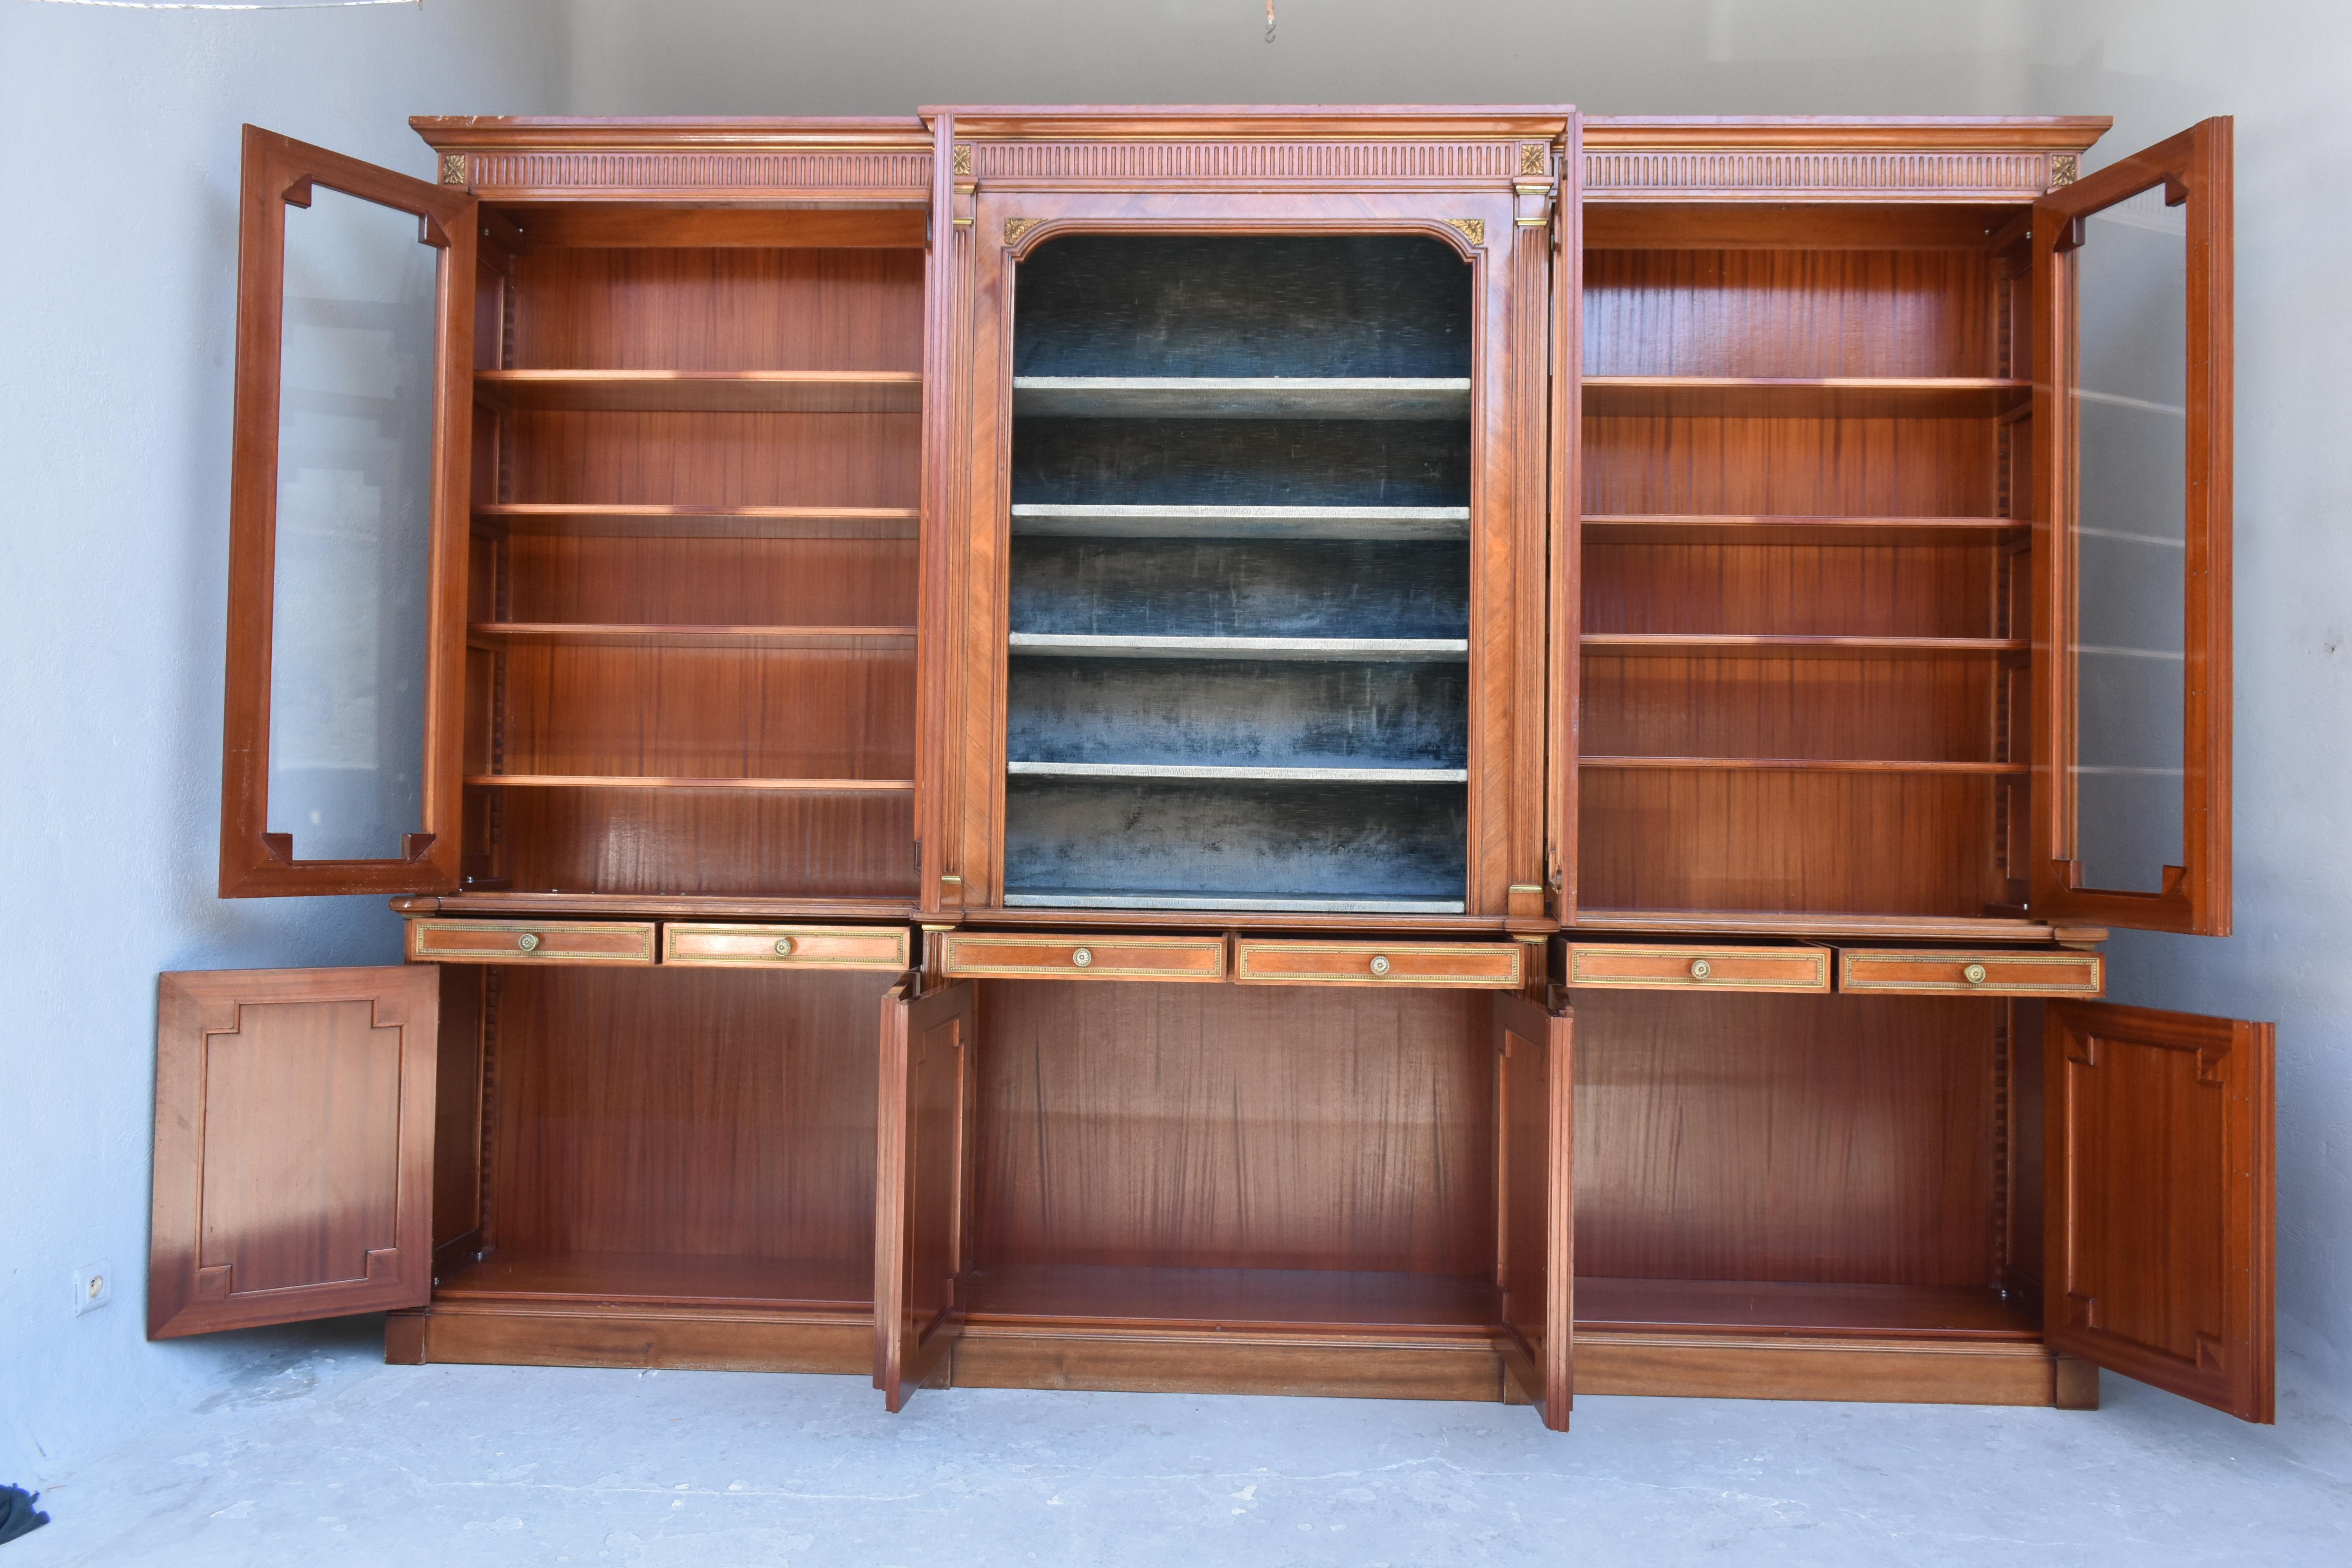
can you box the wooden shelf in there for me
[1583,376,2030,418]
[1008,760,1468,784]
[466,775,915,792]
[1581,756,2027,776]
[474,504,918,540]
[1011,376,1472,421]
[965,1263,1497,1334]
[1574,1278,2041,1341]
[391,891,920,921]
[1010,632,1468,662]
[1573,909,2094,943]
[1583,633,2024,660]
[469,622,916,649]
[1583,513,2026,546]
[1002,890,1469,915]
[474,369,922,414]
[1011,503,1470,540]
[434,1250,871,1311]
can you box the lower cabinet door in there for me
[1492,991,1574,1430]
[149,965,441,1338]
[874,975,978,1410]
[2045,1000,2275,1421]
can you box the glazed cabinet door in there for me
[2031,118,2233,933]
[2044,1000,2274,1421]
[149,966,440,1337]
[220,126,476,897]
[1493,991,1574,1429]
[874,975,978,1410]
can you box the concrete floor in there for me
[9,1318,2350,1567]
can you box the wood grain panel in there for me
[399,1301,871,1373]
[490,787,916,899]
[876,978,978,1410]
[495,644,914,780]
[1573,1333,2057,1405]
[508,411,919,509]
[942,933,1226,982]
[502,534,916,625]
[1574,990,2001,1286]
[1583,416,1996,516]
[512,247,922,372]
[1581,653,1997,763]
[1578,768,2005,915]
[1564,942,1829,992]
[973,980,1492,1276]
[662,922,910,969]
[1841,949,2103,997]
[950,1328,1505,1403]
[1584,541,1995,637]
[488,966,887,1264]
[1232,940,1523,987]
[407,918,655,965]
[1584,250,1997,377]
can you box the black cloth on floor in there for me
[0,1485,48,1545]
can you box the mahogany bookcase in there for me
[150,109,2270,1433]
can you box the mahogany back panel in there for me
[1573,990,2003,1287]
[971,980,1494,1277]
[487,966,889,1264]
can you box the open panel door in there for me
[220,126,475,898]
[1494,991,1573,1429]
[2045,1000,2273,1421]
[875,975,978,1411]
[150,966,440,1337]
[2031,118,2232,933]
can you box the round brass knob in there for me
[774,936,796,958]
[515,932,541,953]
[1963,963,1989,985]
[1690,958,1711,980]
[1370,955,1392,977]
[1072,947,1093,968]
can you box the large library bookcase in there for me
[149,108,2270,1432]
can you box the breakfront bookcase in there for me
[150,108,2272,1432]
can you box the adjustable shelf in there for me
[1580,756,2027,776]
[1001,891,1470,915]
[1582,633,2025,660]
[1583,514,2026,546]
[1007,761,1469,784]
[474,504,919,540]
[465,775,915,792]
[473,370,923,414]
[1010,633,1468,661]
[470,622,916,649]
[1011,376,1472,420]
[1582,376,2030,418]
[1011,503,1470,541]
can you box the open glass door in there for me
[149,966,441,1336]
[220,127,475,897]
[1494,992,1573,1429]
[2031,118,2232,933]
[875,975,978,1410]
[2044,1000,2273,1421]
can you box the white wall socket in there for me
[73,1261,113,1316]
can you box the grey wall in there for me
[5,0,2346,1482]
[0,0,568,1480]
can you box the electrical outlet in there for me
[73,1262,112,1317]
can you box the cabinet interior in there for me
[1578,207,2037,924]
[460,215,924,904]
[1003,235,1474,914]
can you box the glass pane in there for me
[265,187,439,861]
[2070,184,2188,894]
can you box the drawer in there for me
[1838,949,2105,997]
[406,918,655,966]
[663,923,909,970]
[1233,940,1526,988]
[938,932,1226,982]
[1563,942,1830,993]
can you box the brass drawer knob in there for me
[1369,955,1392,977]
[1071,947,1093,968]
[1963,963,1989,985]
[515,932,541,953]
[1689,958,1711,980]
[774,936,796,958]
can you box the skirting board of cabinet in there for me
[384,1303,871,1376]
[948,1325,1510,1405]
[1573,1332,2085,1408]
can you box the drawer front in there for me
[1564,943,1829,993]
[663,923,909,970]
[1839,949,2105,997]
[939,932,1226,982]
[1233,940,1525,988]
[407,918,655,966]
